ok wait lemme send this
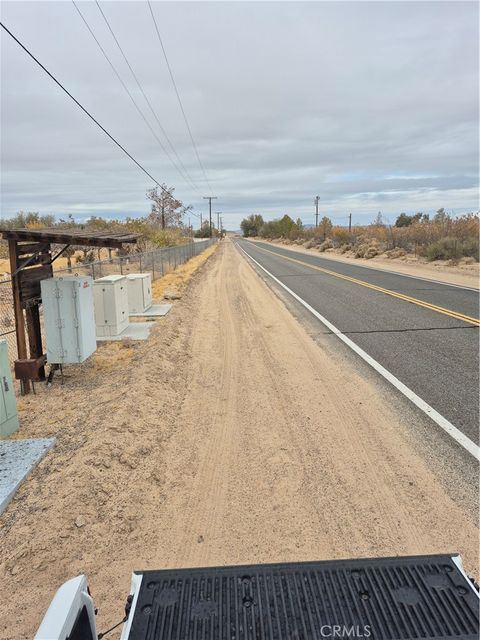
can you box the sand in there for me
[0,239,478,639]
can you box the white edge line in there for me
[236,242,480,461]
[248,240,479,292]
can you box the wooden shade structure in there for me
[1,227,141,393]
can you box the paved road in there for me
[236,239,479,449]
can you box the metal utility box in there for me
[41,276,97,365]
[0,340,19,437]
[93,275,129,337]
[126,273,152,314]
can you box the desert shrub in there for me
[354,244,368,258]
[363,246,380,259]
[339,243,352,254]
[318,239,333,252]
[76,249,95,264]
[462,237,480,260]
[426,238,453,261]
[426,237,479,262]
[355,238,382,259]
[332,227,354,246]
[384,248,407,259]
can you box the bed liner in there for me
[124,554,479,640]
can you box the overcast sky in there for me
[1,1,478,229]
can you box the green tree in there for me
[434,208,450,224]
[240,214,264,237]
[194,220,212,238]
[278,214,296,237]
[395,213,412,227]
[318,216,333,240]
[396,212,423,227]
[1,211,55,229]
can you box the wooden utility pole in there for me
[348,213,352,232]
[315,196,320,227]
[203,196,217,238]
[8,239,29,394]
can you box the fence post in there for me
[152,251,155,281]
[139,254,143,273]
[91,263,95,280]
[120,258,123,275]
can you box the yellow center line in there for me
[252,244,480,327]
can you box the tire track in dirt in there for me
[232,242,469,556]
[229,247,422,557]
[3,238,476,639]
[178,248,240,567]
[152,240,477,576]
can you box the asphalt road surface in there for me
[236,239,479,450]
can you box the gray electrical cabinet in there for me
[41,276,97,364]
[0,339,19,437]
[126,273,152,314]
[93,275,129,337]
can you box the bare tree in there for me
[146,184,186,229]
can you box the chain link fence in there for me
[0,238,216,363]
[0,278,17,363]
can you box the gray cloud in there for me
[1,1,478,229]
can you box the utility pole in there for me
[215,212,222,237]
[348,213,352,233]
[220,216,224,237]
[203,196,217,238]
[315,196,320,227]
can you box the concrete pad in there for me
[0,438,56,514]
[129,303,172,318]
[96,322,153,342]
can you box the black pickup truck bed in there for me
[125,554,479,640]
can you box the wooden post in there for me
[25,304,45,380]
[8,239,30,394]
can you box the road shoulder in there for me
[248,237,479,289]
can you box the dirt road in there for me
[1,240,478,638]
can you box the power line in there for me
[147,1,213,195]
[0,20,172,195]
[72,0,200,195]
[95,1,200,194]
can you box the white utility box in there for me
[93,275,129,337]
[41,276,97,364]
[0,339,19,437]
[126,273,152,314]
